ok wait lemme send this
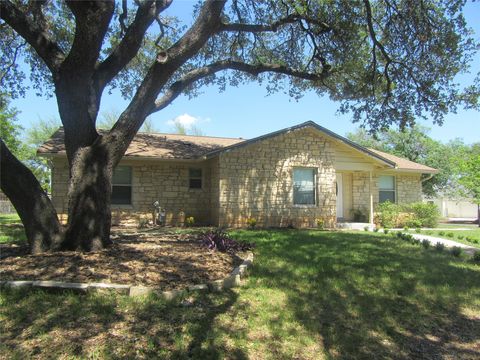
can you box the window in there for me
[379,175,395,203]
[189,168,202,189]
[112,166,132,205]
[293,168,316,205]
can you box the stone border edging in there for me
[0,252,254,301]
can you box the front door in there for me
[336,173,343,219]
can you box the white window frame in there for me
[112,166,132,205]
[293,167,317,206]
[378,175,396,204]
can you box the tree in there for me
[346,126,469,197]
[0,0,478,252]
[0,95,23,158]
[457,145,480,226]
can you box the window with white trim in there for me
[293,168,316,205]
[112,166,132,205]
[379,175,396,203]
[189,168,202,189]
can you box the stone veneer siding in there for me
[51,158,215,226]
[351,172,422,217]
[216,127,337,228]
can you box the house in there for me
[38,121,438,228]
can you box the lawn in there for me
[0,213,26,244]
[417,228,480,249]
[1,230,479,359]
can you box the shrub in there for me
[425,230,433,235]
[396,231,403,238]
[406,219,422,228]
[353,208,368,222]
[412,238,421,245]
[185,216,195,227]
[404,226,409,232]
[438,231,445,236]
[450,246,462,257]
[246,217,257,229]
[364,226,369,232]
[375,201,399,228]
[383,228,390,235]
[407,202,439,228]
[435,242,445,251]
[457,235,464,240]
[316,218,325,230]
[473,251,480,263]
[446,232,455,238]
[473,239,479,244]
[373,227,379,233]
[200,228,255,254]
[415,228,422,233]
[421,239,431,249]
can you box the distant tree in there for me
[140,118,158,133]
[457,146,480,226]
[172,121,204,136]
[0,0,478,252]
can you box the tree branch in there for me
[95,0,173,90]
[0,0,64,73]
[151,60,331,114]
[220,14,331,34]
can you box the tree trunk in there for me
[62,137,114,251]
[0,139,63,253]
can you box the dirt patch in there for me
[0,228,243,290]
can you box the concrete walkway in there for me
[407,233,477,256]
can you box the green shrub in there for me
[383,228,390,235]
[457,235,465,240]
[375,201,399,228]
[446,232,455,238]
[450,246,462,257]
[246,217,257,229]
[404,226,409,232]
[425,230,433,235]
[364,226,369,231]
[415,228,422,233]
[473,239,479,244]
[396,231,403,238]
[316,218,324,230]
[373,227,379,233]
[421,239,431,248]
[353,208,368,222]
[407,202,439,228]
[473,251,480,263]
[438,231,445,236]
[406,219,422,228]
[435,242,445,251]
[185,216,195,227]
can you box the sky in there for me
[10,1,480,144]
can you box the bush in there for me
[364,226,369,231]
[446,232,455,238]
[200,228,255,254]
[407,202,439,228]
[383,228,390,235]
[316,218,325,230]
[473,239,479,244]
[421,239,431,249]
[415,228,422,233]
[375,201,398,228]
[373,227,379,232]
[435,242,445,251]
[457,235,464,240]
[406,219,422,228]
[396,231,403,238]
[473,251,480,263]
[185,216,195,227]
[438,231,445,236]
[450,246,462,257]
[246,217,257,229]
[412,238,421,245]
[353,208,368,222]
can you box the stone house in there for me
[38,121,438,228]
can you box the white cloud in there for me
[167,113,199,129]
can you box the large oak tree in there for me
[0,0,478,252]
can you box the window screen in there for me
[379,175,395,203]
[293,168,316,205]
[189,168,202,189]
[112,166,132,205]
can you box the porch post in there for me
[369,170,374,228]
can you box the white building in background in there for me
[425,196,478,219]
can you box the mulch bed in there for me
[0,228,243,291]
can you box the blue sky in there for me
[10,1,480,144]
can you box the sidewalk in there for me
[409,233,477,256]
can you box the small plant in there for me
[403,226,409,232]
[425,230,433,235]
[412,238,421,245]
[137,217,149,229]
[316,218,325,230]
[446,232,455,238]
[457,235,464,240]
[185,216,195,227]
[450,246,462,257]
[438,231,445,236]
[383,228,390,235]
[435,242,445,251]
[200,228,255,254]
[473,251,480,263]
[415,228,422,233]
[373,227,379,233]
[421,239,431,249]
[246,217,257,229]
[473,239,479,244]
[364,226,369,232]
[396,231,403,238]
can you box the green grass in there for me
[1,230,479,359]
[421,228,480,249]
[0,213,26,245]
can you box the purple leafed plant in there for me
[200,228,255,254]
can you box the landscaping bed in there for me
[0,228,243,290]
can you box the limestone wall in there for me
[217,127,337,228]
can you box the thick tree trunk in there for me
[0,139,63,253]
[62,137,114,251]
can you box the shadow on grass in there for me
[235,230,480,359]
